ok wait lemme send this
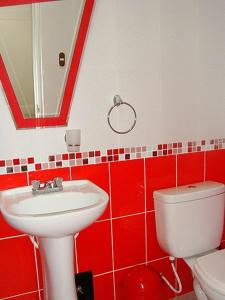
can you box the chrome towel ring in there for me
[107,95,137,134]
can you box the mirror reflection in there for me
[0,0,84,119]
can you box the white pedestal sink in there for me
[0,180,109,300]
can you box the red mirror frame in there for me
[0,0,94,128]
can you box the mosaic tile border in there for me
[0,138,225,175]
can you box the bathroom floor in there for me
[172,292,197,300]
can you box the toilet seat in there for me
[194,249,225,296]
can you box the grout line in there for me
[204,151,206,182]
[143,158,148,265]
[110,211,145,220]
[176,155,178,187]
[96,211,147,222]
[109,255,170,274]
[74,236,79,274]
[93,270,114,278]
[113,261,146,273]
[1,212,153,242]
[95,218,111,223]
[26,171,29,186]
[175,258,178,294]
[0,290,40,300]
[33,243,42,300]
[108,162,116,300]
[146,209,155,213]
[0,234,26,241]
[147,255,169,263]
[69,166,72,181]
[92,256,170,278]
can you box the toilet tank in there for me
[154,181,225,258]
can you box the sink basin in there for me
[0,180,109,300]
[0,180,108,237]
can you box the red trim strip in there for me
[0,0,58,7]
[0,0,94,128]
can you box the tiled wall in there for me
[0,138,224,175]
[1,149,225,300]
[1,0,225,161]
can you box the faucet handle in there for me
[53,177,63,188]
[32,180,40,191]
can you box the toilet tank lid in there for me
[153,181,225,203]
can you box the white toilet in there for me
[153,181,225,300]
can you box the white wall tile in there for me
[0,0,224,161]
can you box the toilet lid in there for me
[194,249,225,295]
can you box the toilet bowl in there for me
[193,278,208,300]
[193,249,225,300]
[153,181,225,300]
[185,249,225,300]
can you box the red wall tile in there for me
[12,292,40,299]
[71,163,110,220]
[145,156,176,211]
[147,211,168,261]
[110,159,145,217]
[0,236,38,298]
[220,240,225,249]
[113,214,145,269]
[0,173,28,190]
[114,267,130,300]
[0,213,23,238]
[40,291,44,300]
[71,164,109,193]
[177,152,205,186]
[0,173,28,238]
[206,150,225,184]
[28,167,70,184]
[76,220,113,275]
[220,226,225,243]
[35,248,43,290]
[94,273,114,300]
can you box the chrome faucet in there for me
[32,177,63,194]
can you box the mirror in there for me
[0,0,94,128]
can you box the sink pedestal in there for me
[39,235,78,300]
